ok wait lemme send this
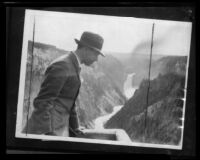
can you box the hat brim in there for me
[75,39,105,57]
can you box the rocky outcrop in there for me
[97,54,127,94]
[105,56,187,145]
[76,64,126,128]
[115,53,187,89]
[150,56,187,79]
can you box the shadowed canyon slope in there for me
[105,55,187,145]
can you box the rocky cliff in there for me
[150,55,187,79]
[105,56,187,145]
[113,53,165,88]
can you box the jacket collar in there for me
[73,51,81,68]
[69,52,81,74]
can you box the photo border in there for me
[6,4,196,155]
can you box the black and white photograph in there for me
[15,9,192,150]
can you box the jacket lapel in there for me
[68,52,81,84]
[69,52,81,75]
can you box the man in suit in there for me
[23,31,105,137]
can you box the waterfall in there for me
[124,73,137,99]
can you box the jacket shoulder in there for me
[48,57,77,77]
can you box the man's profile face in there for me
[82,47,99,66]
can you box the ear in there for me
[79,47,88,60]
[83,47,90,56]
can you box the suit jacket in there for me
[23,52,81,136]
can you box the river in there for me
[94,72,137,129]
[94,105,123,129]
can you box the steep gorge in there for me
[105,56,187,145]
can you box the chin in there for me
[85,62,93,66]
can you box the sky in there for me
[25,9,192,56]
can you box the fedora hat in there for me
[75,31,105,57]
